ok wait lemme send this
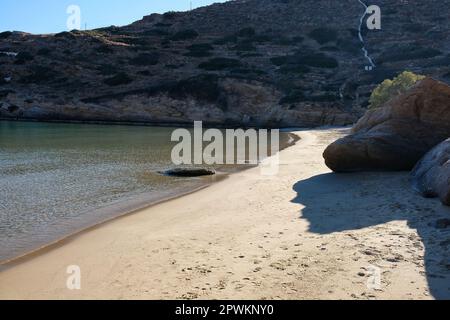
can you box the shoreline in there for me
[0,181,217,268]
[0,118,309,130]
[0,130,301,266]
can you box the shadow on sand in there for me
[292,172,450,299]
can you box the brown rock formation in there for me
[323,78,450,172]
[411,139,450,206]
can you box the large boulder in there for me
[411,139,450,206]
[323,78,450,172]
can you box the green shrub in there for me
[298,53,338,68]
[378,45,442,63]
[37,48,52,56]
[97,64,118,75]
[336,39,360,54]
[188,44,213,51]
[0,89,15,98]
[279,89,305,104]
[129,53,159,66]
[170,29,199,41]
[278,65,311,75]
[271,52,338,68]
[239,53,263,58]
[274,36,304,46]
[154,22,172,28]
[270,55,296,66]
[426,54,450,67]
[232,41,257,52]
[138,70,151,76]
[237,27,256,38]
[54,31,76,40]
[369,71,425,109]
[169,74,220,102]
[252,35,273,43]
[0,31,13,39]
[184,43,214,57]
[96,45,113,54]
[320,46,339,52]
[103,72,133,86]
[308,28,338,44]
[184,51,213,58]
[15,51,34,64]
[163,11,178,20]
[198,58,242,71]
[213,35,238,45]
[402,23,429,33]
[142,29,170,37]
[165,64,182,69]
[19,66,56,84]
[7,105,19,113]
[307,94,338,102]
[229,68,266,76]
[119,37,152,46]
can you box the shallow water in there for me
[0,121,290,262]
[0,121,208,261]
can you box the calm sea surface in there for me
[0,121,292,262]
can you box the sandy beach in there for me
[1,128,450,300]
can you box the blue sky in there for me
[0,0,227,34]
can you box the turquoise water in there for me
[0,121,291,262]
[0,121,214,262]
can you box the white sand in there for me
[1,128,450,300]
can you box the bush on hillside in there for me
[378,45,442,63]
[37,48,52,56]
[369,71,425,109]
[19,66,56,84]
[184,43,214,57]
[237,27,256,38]
[278,65,311,75]
[213,35,238,45]
[232,41,257,52]
[298,53,338,68]
[170,29,199,41]
[169,74,220,102]
[279,89,305,104]
[308,28,338,44]
[103,72,133,86]
[97,64,118,75]
[129,53,159,66]
[14,51,34,64]
[198,57,242,71]
[54,31,76,40]
[0,31,13,39]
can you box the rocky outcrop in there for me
[0,0,449,127]
[161,168,216,177]
[323,78,450,172]
[411,139,450,206]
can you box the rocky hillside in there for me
[0,0,449,127]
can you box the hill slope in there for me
[0,0,449,127]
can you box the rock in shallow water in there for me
[161,168,216,177]
[323,78,450,172]
[411,139,450,206]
